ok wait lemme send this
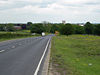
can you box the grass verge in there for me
[0,31,40,42]
[51,35,100,75]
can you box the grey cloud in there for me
[0,0,100,23]
[93,8,100,13]
[0,0,54,10]
[84,2,100,5]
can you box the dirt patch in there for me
[48,62,61,75]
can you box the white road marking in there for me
[34,38,51,75]
[0,50,5,53]
[12,46,15,48]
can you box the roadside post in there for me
[55,31,59,36]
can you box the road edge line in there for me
[41,39,51,75]
[34,38,51,75]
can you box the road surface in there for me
[0,35,52,75]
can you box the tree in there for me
[60,23,74,36]
[27,22,32,25]
[43,23,51,33]
[0,24,5,31]
[26,22,33,30]
[84,22,94,34]
[30,23,45,34]
[94,24,100,35]
[50,24,59,33]
[74,25,85,34]
[5,23,15,31]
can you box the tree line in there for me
[59,22,100,36]
[30,22,100,36]
[0,22,100,36]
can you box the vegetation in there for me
[0,30,40,42]
[94,24,100,35]
[26,22,33,30]
[50,24,60,33]
[30,23,45,34]
[43,22,52,33]
[0,22,100,36]
[51,35,100,75]
[0,23,15,31]
[60,23,74,36]
[0,24,4,31]
[84,22,94,35]
[0,22,100,75]
[74,25,85,34]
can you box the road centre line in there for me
[0,50,5,53]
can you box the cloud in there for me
[0,0,100,23]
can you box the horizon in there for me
[0,21,100,24]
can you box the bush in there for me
[30,23,45,34]
[94,24,100,35]
[0,33,31,39]
[84,22,94,35]
[0,24,5,31]
[74,25,85,34]
[60,23,74,36]
[50,24,60,33]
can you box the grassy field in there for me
[0,30,40,42]
[0,30,30,33]
[51,35,100,75]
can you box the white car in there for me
[42,32,45,36]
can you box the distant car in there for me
[32,33,36,35]
[42,32,45,36]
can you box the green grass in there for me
[0,30,30,33]
[0,30,40,42]
[15,30,31,33]
[51,35,100,75]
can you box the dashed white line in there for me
[12,46,15,48]
[0,50,5,53]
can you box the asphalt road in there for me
[0,35,52,75]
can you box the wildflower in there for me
[88,63,92,66]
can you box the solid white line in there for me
[0,50,5,53]
[34,38,51,75]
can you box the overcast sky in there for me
[0,0,100,23]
